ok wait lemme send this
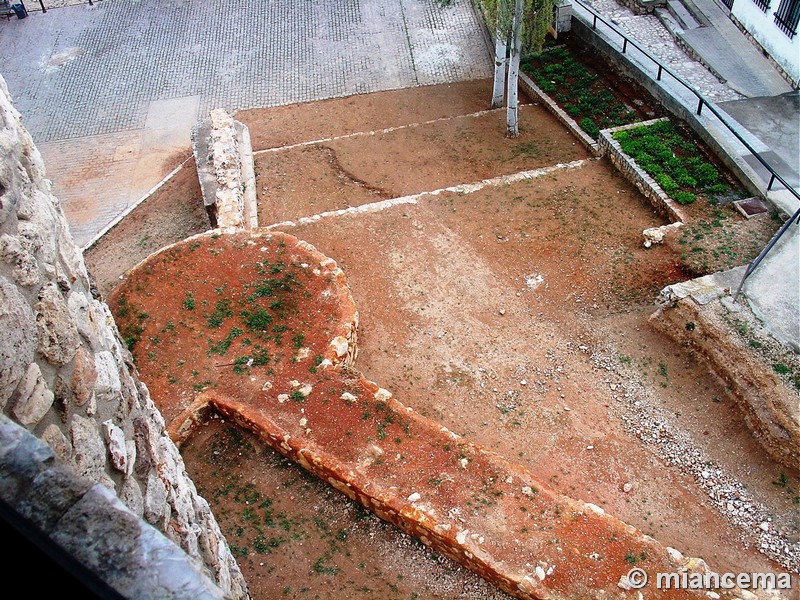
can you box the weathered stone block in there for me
[41,423,72,461]
[71,346,98,407]
[0,275,37,407]
[70,414,108,483]
[35,281,80,367]
[102,419,129,474]
[11,362,55,428]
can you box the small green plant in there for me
[773,472,788,487]
[241,307,273,331]
[625,550,647,564]
[182,292,196,311]
[207,298,233,328]
[773,363,790,375]
[673,191,696,205]
[292,332,305,349]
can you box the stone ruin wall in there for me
[192,109,258,230]
[0,77,248,598]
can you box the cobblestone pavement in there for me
[581,0,743,103]
[0,0,491,246]
[2,0,490,142]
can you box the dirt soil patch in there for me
[86,79,798,598]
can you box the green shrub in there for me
[241,307,273,331]
[580,118,600,139]
[656,173,679,194]
[673,191,696,205]
[613,130,631,144]
[693,162,720,185]
[706,183,728,195]
[675,170,698,187]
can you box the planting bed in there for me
[521,42,663,139]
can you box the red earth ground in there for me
[86,78,797,599]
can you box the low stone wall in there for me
[0,76,248,598]
[598,118,688,225]
[207,385,724,600]
[192,110,258,230]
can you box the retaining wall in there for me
[0,76,248,598]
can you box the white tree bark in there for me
[506,0,524,137]
[491,25,507,108]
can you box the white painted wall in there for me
[732,0,800,85]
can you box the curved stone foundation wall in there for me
[0,77,248,598]
[113,230,749,600]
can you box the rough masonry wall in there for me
[192,109,258,230]
[0,77,248,598]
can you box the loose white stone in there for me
[330,336,349,357]
[585,503,604,515]
[374,388,392,403]
[407,492,421,503]
[535,566,546,580]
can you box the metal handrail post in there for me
[733,208,800,302]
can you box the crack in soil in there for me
[318,144,393,200]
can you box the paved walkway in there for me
[0,0,491,247]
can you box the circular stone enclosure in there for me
[108,229,359,431]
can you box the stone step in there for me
[666,0,702,30]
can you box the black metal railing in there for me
[752,0,771,13]
[574,0,799,291]
[734,207,800,300]
[774,0,800,37]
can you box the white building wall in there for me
[732,0,800,86]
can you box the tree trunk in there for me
[491,25,507,108]
[506,0,523,137]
